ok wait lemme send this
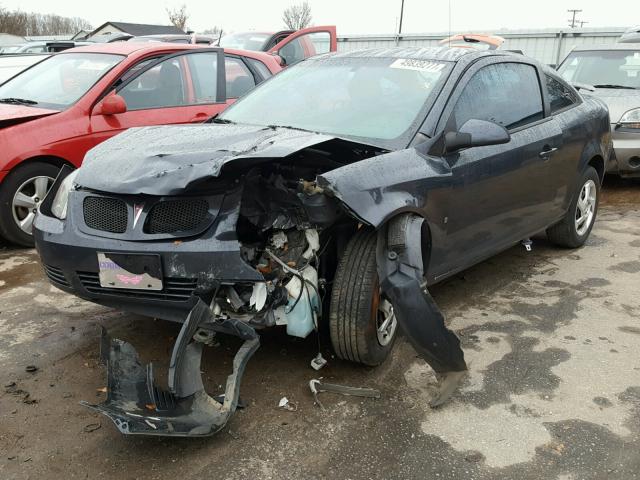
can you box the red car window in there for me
[185,52,220,104]
[119,57,187,110]
[225,56,256,98]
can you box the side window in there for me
[114,58,157,88]
[119,57,186,110]
[451,63,544,130]
[546,74,577,113]
[225,56,256,98]
[277,32,330,66]
[185,52,219,103]
[246,58,272,81]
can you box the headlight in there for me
[51,170,78,220]
[619,108,640,129]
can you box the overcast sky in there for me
[2,0,638,34]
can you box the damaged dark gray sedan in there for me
[34,47,612,437]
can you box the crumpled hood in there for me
[76,124,337,195]
[0,103,59,127]
[585,88,640,123]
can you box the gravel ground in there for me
[1,176,639,480]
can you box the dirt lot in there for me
[1,177,639,480]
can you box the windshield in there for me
[558,50,640,89]
[219,32,270,51]
[220,56,452,146]
[0,53,123,109]
[0,54,49,84]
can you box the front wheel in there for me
[329,228,398,366]
[546,166,600,248]
[0,162,59,247]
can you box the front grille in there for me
[145,199,209,234]
[83,197,128,234]
[43,264,70,287]
[77,271,197,302]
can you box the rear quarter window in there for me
[545,74,578,114]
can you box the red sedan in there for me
[0,40,299,246]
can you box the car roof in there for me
[322,46,507,63]
[572,44,640,52]
[61,42,204,56]
[57,41,279,67]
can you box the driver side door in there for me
[268,26,337,67]
[89,49,226,145]
[432,59,563,280]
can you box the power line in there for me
[567,9,583,28]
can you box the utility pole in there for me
[567,9,582,28]
[398,0,405,35]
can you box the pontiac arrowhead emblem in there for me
[133,203,144,228]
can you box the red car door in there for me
[89,49,227,142]
[268,26,337,66]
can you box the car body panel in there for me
[0,43,282,176]
[0,103,59,122]
[75,124,336,195]
[438,33,505,50]
[34,49,610,417]
[268,25,337,65]
[219,26,337,58]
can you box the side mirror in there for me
[95,94,127,115]
[444,119,510,153]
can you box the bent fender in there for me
[376,214,467,374]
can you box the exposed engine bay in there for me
[208,143,379,338]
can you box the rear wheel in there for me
[546,166,600,248]
[0,162,59,247]
[329,228,398,366]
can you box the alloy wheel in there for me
[376,297,398,347]
[575,179,597,236]
[11,175,54,235]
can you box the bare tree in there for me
[0,7,92,36]
[282,2,312,30]
[166,4,188,32]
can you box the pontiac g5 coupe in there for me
[34,47,611,437]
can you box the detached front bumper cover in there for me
[81,300,259,437]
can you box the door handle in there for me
[539,146,558,159]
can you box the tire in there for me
[0,162,60,247]
[329,228,398,366]
[546,166,600,248]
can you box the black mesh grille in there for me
[145,199,209,234]
[83,197,127,233]
[43,264,70,288]
[77,271,197,302]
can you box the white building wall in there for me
[337,27,626,66]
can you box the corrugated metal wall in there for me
[337,28,626,66]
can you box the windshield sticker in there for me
[390,59,446,72]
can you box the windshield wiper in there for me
[267,124,312,133]
[592,84,637,90]
[0,97,38,105]
[210,117,234,124]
